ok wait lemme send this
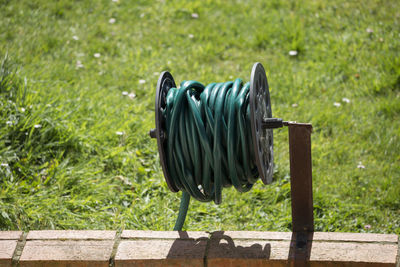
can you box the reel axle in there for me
[149,118,288,139]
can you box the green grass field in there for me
[1,0,399,234]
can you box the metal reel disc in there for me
[249,63,274,184]
[155,71,179,192]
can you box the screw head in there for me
[149,128,156,138]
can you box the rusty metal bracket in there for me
[286,122,314,265]
[263,120,314,233]
[288,122,314,233]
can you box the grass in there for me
[0,0,399,234]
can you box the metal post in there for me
[288,122,314,233]
[287,122,314,266]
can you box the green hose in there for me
[164,79,260,230]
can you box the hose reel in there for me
[149,62,314,234]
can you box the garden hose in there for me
[165,79,258,230]
[150,63,280,230]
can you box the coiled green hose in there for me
[164,78,262,230]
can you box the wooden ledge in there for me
[0,231,397,266]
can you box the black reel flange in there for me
[150,63,284,192]
[151,71,179,192]
[250,62,274,184]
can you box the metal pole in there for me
[287,122,314,266]
[288,122,314,233]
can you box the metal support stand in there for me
[288,122,314,233]
[287,122,314,266]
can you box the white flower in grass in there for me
[1,163,9,167]
[333,102,341,107]
[128,92,136,99]
[109,18,116,24]
[76,60,84,69]
[366,28,373,33]
[140,13,145,18]
[112,0,119,2]
[357,162,365,169]
[289,50,298,56]
[188,34,194,39]
[342,97,350,103]
[116,131,124,136]
[21,107,26,112]
[94,53,101,58]
[72,35,79,41]
[292,103,298,108]
[122,91,129,96]
[139,79,146,84]
[191,13,199,19]
[34,124,42,128]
